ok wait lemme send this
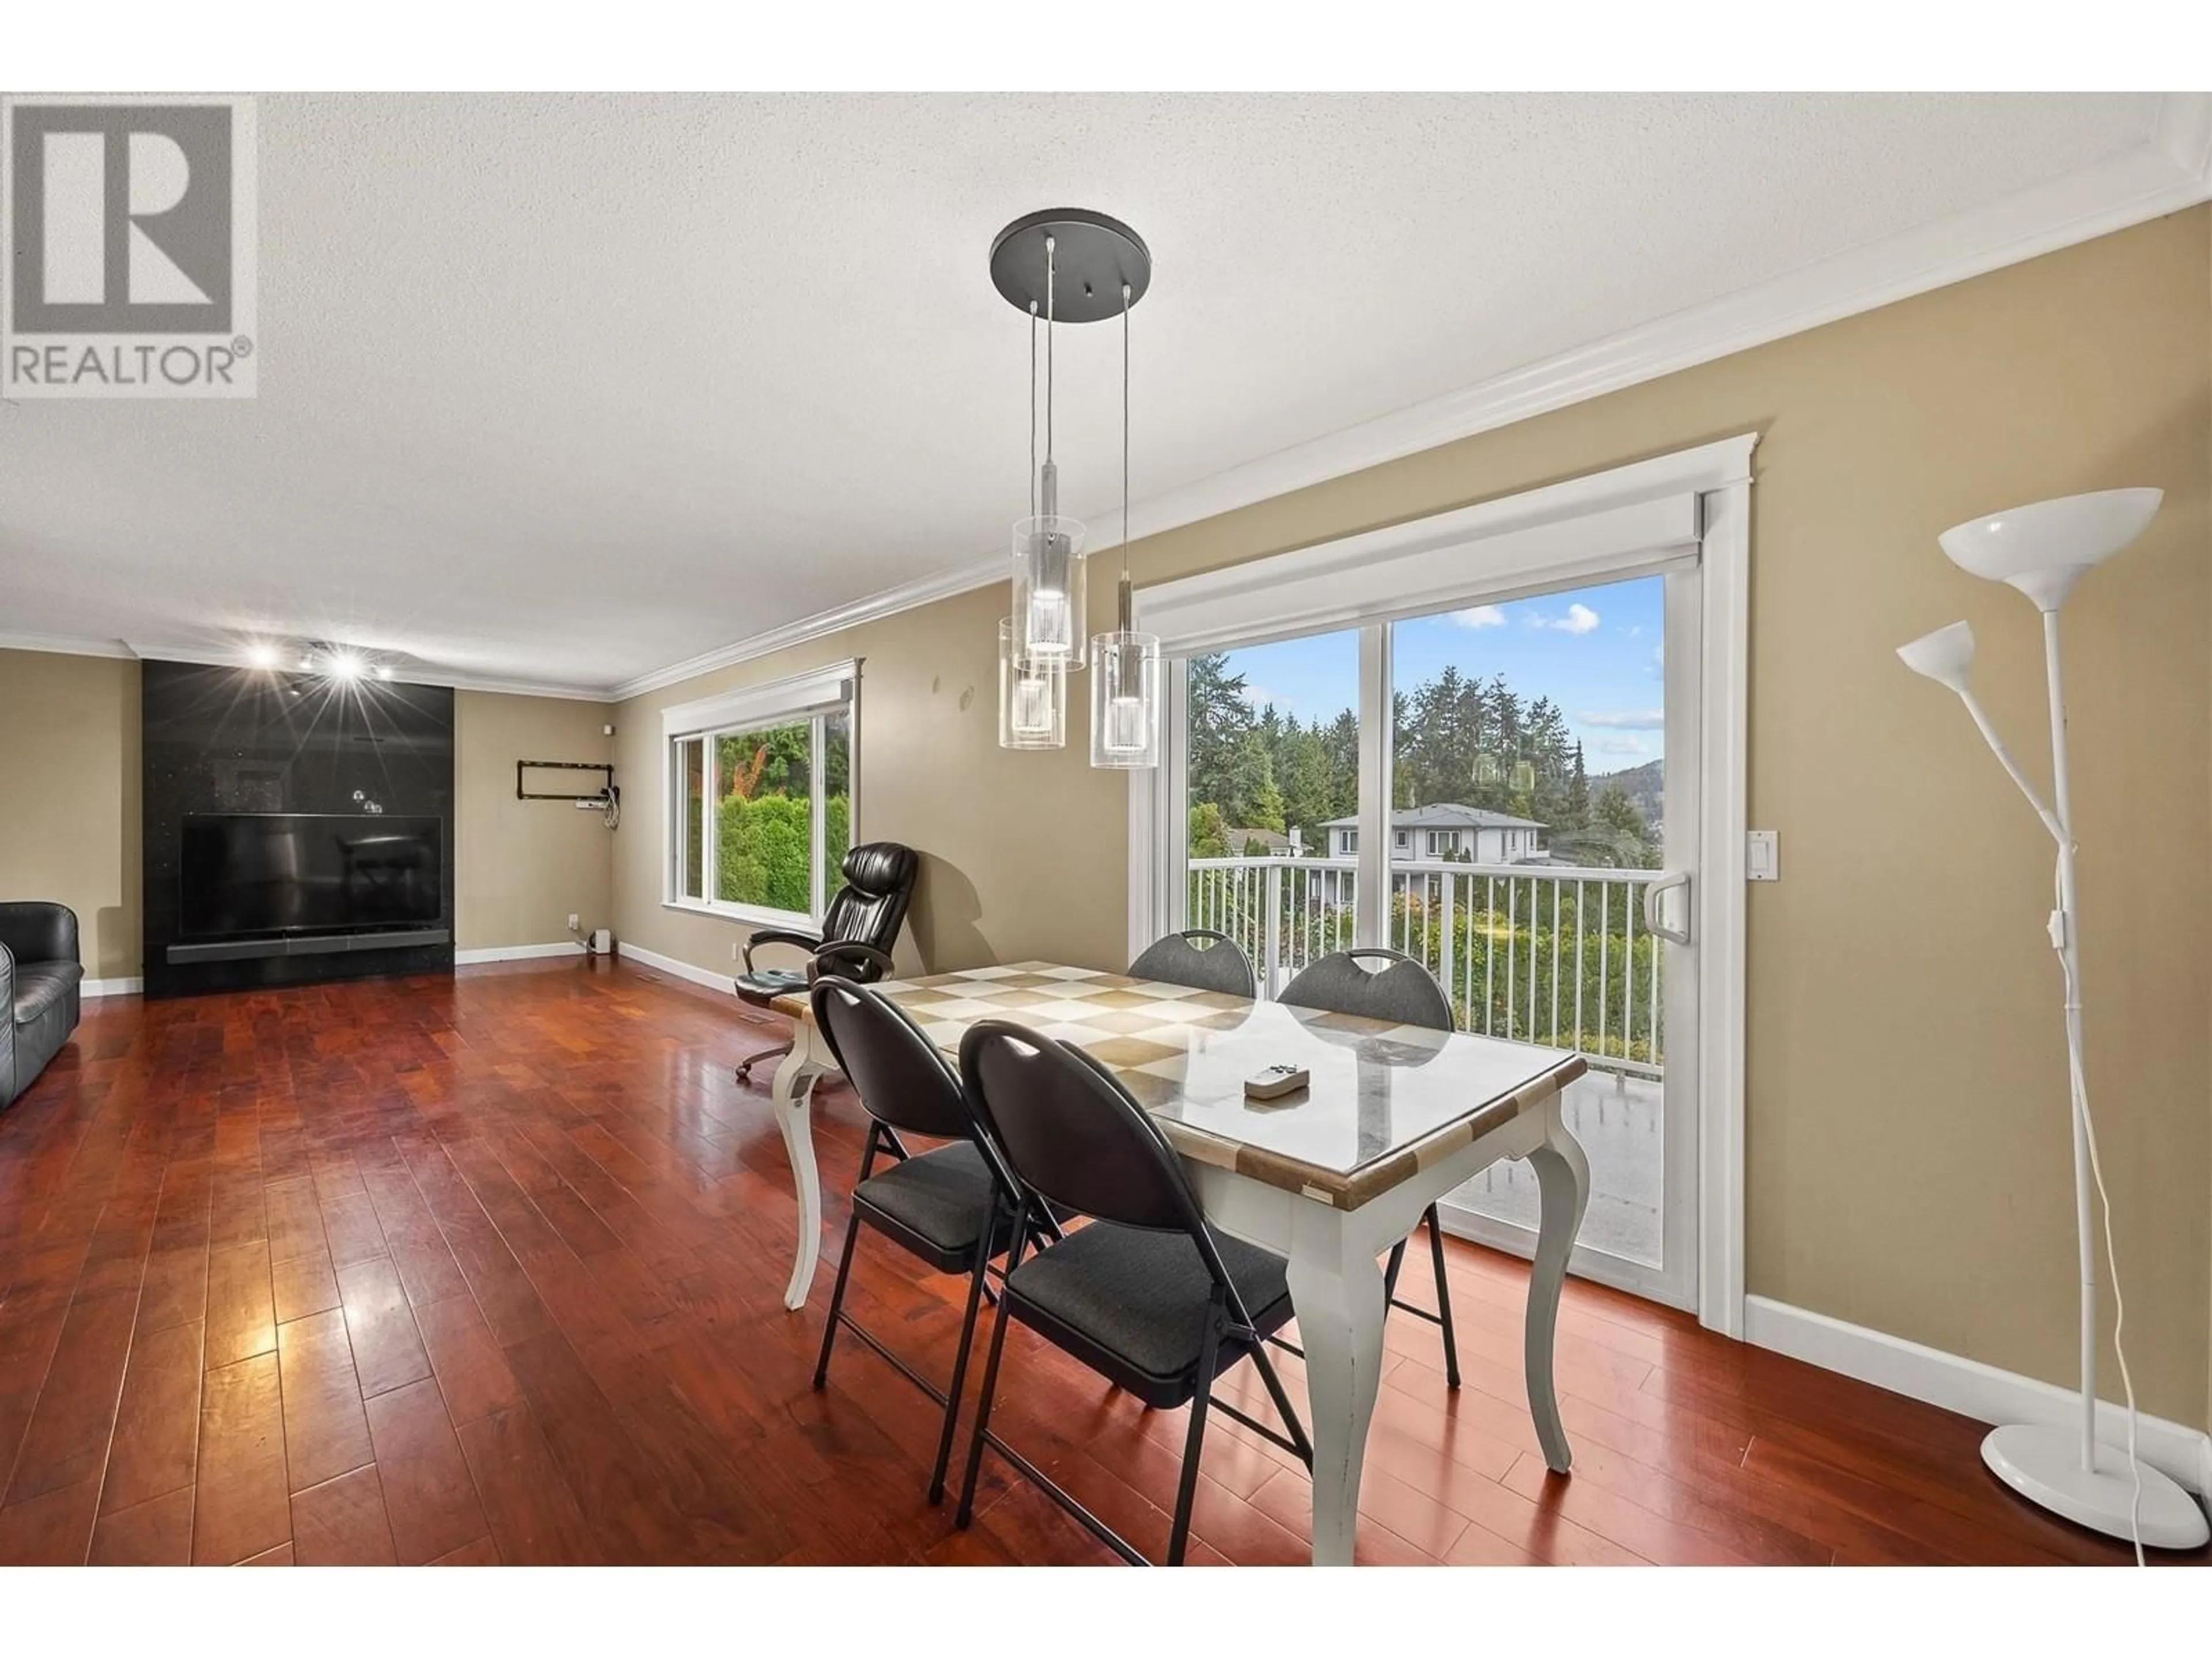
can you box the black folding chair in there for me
[953,1019,1312,1566]
[1279,946,1464,1388]
[808,979,1052,1504]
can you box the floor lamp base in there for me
[1981,1423,2209,1550]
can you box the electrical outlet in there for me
[566,912,579,931]
[732,942,742,961]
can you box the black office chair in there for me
[809,978,1052,1504]
[1127,927,1256,999]
[953,1019,1312,1566]
[1278,946,1464,1389]
[734,841,919,1084]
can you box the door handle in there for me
[1643,870,1692,945]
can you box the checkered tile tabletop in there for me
[775,961,1584,1211]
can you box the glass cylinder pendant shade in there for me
[998,617,1067,750]
[1089,628,1161,768]
[1511,757,1536,794]
[1012,515,1087,664]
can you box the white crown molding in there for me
[605,559,994,702]
[1745,1295,2212,1499]
[112,638,620,702]
[0,630,620,701]
[0,630,135,661]
[605,93,2212,704]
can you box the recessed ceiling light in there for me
[375,665,394,680]
[328,651,363,680]
[244,641,282,670]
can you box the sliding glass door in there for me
[1387,573,1696,1298]
[1164,566,1703,1309]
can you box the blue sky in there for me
[1219,574,1666,777]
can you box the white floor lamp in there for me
[1897,487,2208,1552]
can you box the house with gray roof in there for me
[1319,802,1546,864]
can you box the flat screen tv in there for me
[180,813,443,940]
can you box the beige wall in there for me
[0,656,612,969]
[0,650,141,979]
[616,207,2212,1426]
[453,690,616,949]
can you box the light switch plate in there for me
[1747,830,1779,881]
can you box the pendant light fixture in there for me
[1010,236,1085,665]
[998,616,1067,750]
[1089,282,1161,768]
[990,209,1152,754]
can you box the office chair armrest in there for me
[808,941,895,984]
[741,927,823,974]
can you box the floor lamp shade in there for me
[1895,620,1975,691]
[1937,487,2161,611]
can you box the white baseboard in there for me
[454,942,586,965]
[82,976,143,997]
[613,940,734,997]
[1744,1294,2212,1499]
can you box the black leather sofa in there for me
[2,903,84,1108]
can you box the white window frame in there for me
[660,658,860,930]
[1125,435,1753,1336]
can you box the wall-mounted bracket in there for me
[517,760,615,802]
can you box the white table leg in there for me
[770,1040,828,1312]
[1284,1202,1388,1567]
[1524,1104,1591,1472]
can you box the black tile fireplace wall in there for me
[142,660,456,997]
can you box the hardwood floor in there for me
[0,959,2199,1567]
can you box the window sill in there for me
[660,898,820,933]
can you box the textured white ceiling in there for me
[0,92,2171,692]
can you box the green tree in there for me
[1566,741,1590,827]
[1187,801,1232,859]
[1592,783,1653,868]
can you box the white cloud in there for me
[1529,602,1600,635]
[1581,709,1664,730]
[1588,734,1650,757]
[1452,604,1508,628]
[1237,684,1286,711]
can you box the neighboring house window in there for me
[1341,830,1357,854]
[664,660,859,927]
[1393,831,1408,849]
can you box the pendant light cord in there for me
[1028,303,1037,521]
[1122,282,1131,576]
[1044,236,1055,468]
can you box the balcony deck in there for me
[1190,853,1667,1264]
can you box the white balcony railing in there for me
[1187,855,1664,1078]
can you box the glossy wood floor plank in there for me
[364,1376,492,1565]
[90,1484,195,1565]
[1,961,2202,1567]
[100,1317,203,1515]
[192,1351,290,1566]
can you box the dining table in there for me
[767,960,1590,1566]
